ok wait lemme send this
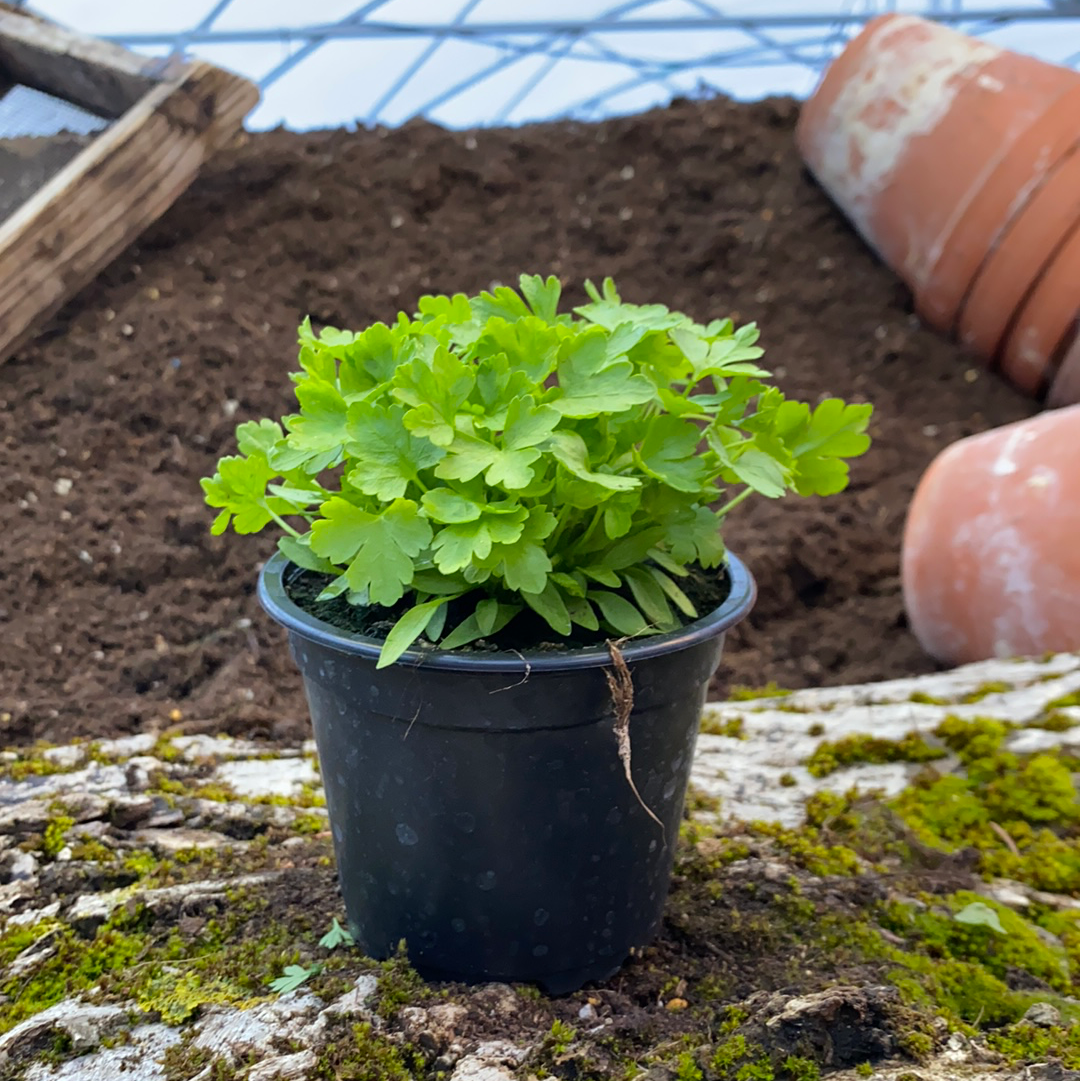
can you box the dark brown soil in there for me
[0,94,1035,747]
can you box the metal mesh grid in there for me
[22,1,1080,131]
[0,84,107,222]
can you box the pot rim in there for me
[257,548,756,672]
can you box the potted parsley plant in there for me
[202,275,872,993]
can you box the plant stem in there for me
[716,487,752,519]
[268,509,303,538]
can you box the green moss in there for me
[1046,690,1080,710]
[545,1019,577,1056]
[986,1021,1080,1068]
[161,1041,238,1081]
[40,814,75,858]
[70,837,116,862]
[292,813,328,835]
[702,716,746,739]
[891,716,1080,893]
[907,692,949,706]
[781,1056,820,1081]
[729,682,792,701]
[855,1063,874,1078]
[778,773,797,788]
[805,732,946,778]
[674,1050,704,1081]
[0,884,328,1037]
[960,681,1012,703]
[372,944,427,1021]
[807,723,825,738]
[880,893,1070,995]
[709,1034,775,1081]
[1028,711,1078,732]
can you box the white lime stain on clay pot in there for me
[801,15,999,258]
[991,425,1037,476]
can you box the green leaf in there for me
[378,596,456,669]
[637,415,713,493]
[552,330,657,417]
[201,453,293,535]
[518,273,562,322]
[590,591,648,636]
[954,902,1007,936]
[319,918,355,950]
[440,599,520,650]
[421,488,483,524]
[434,432,499,483]
[431,502,528,574]
[475,317,562,386]
[622,567,675,627]
[285,380,349,456]
[522,579,571,636]
[269,964,321,993]
[601,527,668,570]
[503,395,561,450]
[549,431,640,491]
[310,498,432,606]
[236,418,285,457]
[346,402,445,500]
[774,398,873,497]
[666,506,725,568]
[278,535,336,574]
[728,447,789,498]
[581,565,621,588]
[566,595,599,631]
[649,567,698,618]
[435,428,543,492]
[646,547,689,578]
[603,499,634,540]
[575,277,685,334]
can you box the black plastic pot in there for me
[258,551,755,994]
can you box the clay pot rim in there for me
[956,142,1080,365]
[916,84,1080,332]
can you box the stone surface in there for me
[2,653,1079,1079]
[693,652,1080,825]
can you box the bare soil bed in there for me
[0,94,1035,748]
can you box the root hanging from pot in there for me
[605,640,665,838]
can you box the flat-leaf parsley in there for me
[203,275,872,666]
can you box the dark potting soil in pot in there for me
[0,94,1035,747]
[282,562,734,653]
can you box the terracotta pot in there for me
[997,222,1080,396]
[796,13,1080,333]
[957,147,1080,367]
[1046,323,1080,408]
[902,407,1080,666]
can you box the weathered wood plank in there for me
[0,60,259,363]
[0,2,174,119]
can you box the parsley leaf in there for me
[310,498,432,606]
[205,274,874,667]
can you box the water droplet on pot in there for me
[451,918,466,932]
[532,944,549,957]
[606,807,622,825]
[533,908,549,926]
[396,823,419,846]
[454,812,475,833]
[476,871,497,890]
